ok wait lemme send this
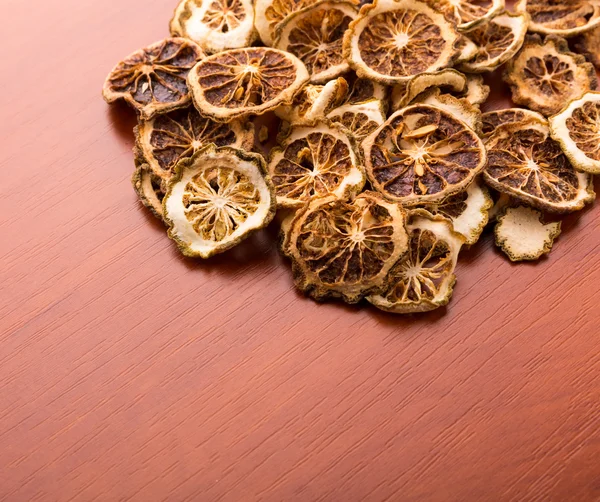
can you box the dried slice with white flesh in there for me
[169,0,257,53]
[268,121,365,208]
[391,69,468,111]
[343,0,460,84]
[418,178,493,245]
[503,34,598,116]
[273,1,358,84]
[462,73,490,105]
[286,191,409,303]
[487,191,511,222]
[484,120,595,213]
[163,144,276,258]
[136,107,254,180]
[515,0,600,38]
[494,206,561,261]
[363,104,487,206]
[367,210,464,314]
[430,0,505,31]
[326,99,386,142]
[549,92,600,174]
[455,35,479,64]
[481,107,547,138]
[132,163,168,221]
[460,11,529,73]
[188,47,310,121]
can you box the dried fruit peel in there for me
[163,145,276,258]
[416,89,482,133]
[391,69,468,111]
[515,0,600,38]
[494,206,561,262]
[462,74,490,105]
[132,163,167,221]
[549,92,600,174]
[368,210,464,314]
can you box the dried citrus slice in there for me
[460,11,529,73]
[503,34,598,116]
[286,191,409,303]
[363,104,487,206]
[430,0,505,31]
[255,0,325,46]
[494,206,561,262]
[273,1,358,84]
[163,144,276,258]
[549,92,600,174]
[345,75,388,105]
[326,99,386,142]
[515,0,600,38]
[343,0,460,84]
[268,121,365,207]
[188,47,310,121]
[462,73,490,105]
[275,77,349,123]
[391,69,468,111]
[418,178,492,245]
[169,0,257,54]
[573,26,600,68]
[136,107,254,181]
[132,163,168,220]
[454,35,479,64]
[484,120,595,213]
[487,190,511,222]
[103,38,206,119]
[367,210,464,314]
[481,107,547,137]
[416,90,482,133]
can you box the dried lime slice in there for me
[549,92,600,174]
[286,191,409,303]
[188,47,310,121]
[484,120,595,213]
[416,89,482,133]
[487,191,511,222]
[169,0,257,54]
[430,0,505,31]
[481,107,547,137]
[255,0,325,46]
[390,69,468,111]
[327,99,386,142]
[495,206,561,261]
[460,11,529,73]
[132,163,168,221]
[136,107,254,180]
[268,121,365,207]
[503,34,598,116]
[103,38,206,119]
[418,178,492,245]
[368,210,464,314]
[363,103,487,206]
[515,0,600,38]
[343,0,460,84]
[573,26,600,68]
[455,35,479,64]
[345,74,388,105]
[462,73,490,105]
[163,144,276,258]
[274,1,358,84]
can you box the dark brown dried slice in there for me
[344,74,388,105]
[103,38,205,119]
[415,90,482,134]
[136,107,254,180]
[170,0,257,54]
[268,121,365,207]
[368,210,464,314]
[391,69,468,111]
[188,47,310,121]
[515,0,600,38]
[343,0,460,84]
[132,163,168,221]
[503,34,598,116]
[572,26,600,68]
[428,0,505,31]
[484,120,595,213]
[326,99,386,142]
[481,107,547,137]
[286,191,409,303]
[255,0,327,46]
[274,1,358,84]
[363,104,487,206]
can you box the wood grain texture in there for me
[1,1,600,501]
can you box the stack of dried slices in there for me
[103,0,600,313]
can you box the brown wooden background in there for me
[1,1,600,500]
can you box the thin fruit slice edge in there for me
[462,74,490,105]
[515,0,600,38]
[391,69,468,111]
[132,162,167,221]
[415,89,482,134]
[481,107,547,138]
[431,0,506,31]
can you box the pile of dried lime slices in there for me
[104,0,600,313]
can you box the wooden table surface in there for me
[2,1,600,500]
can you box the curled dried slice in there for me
[416,90,482,133]
[163,144,276,258]
[268,121,365,207]
[418,178,492,245]
[487,191,511,222]
[430,0,505,31]
[391,69,468,111]
[484,120,595,213]
[515,0,600,38]
[255,0,326,46]
[495,206,561,262]
[363,104,487,206]
[503,34,598,116]
[481,107,546,137]
[188,47,310,121]
[132,163,167,220]
[455,35,479,64]
[169,0,257,54]
[274,1,358,84]
[549,92,600,174]
[345,75,388,105]
[572,26,600,68]
[460,11,529,73]
[103,38,205,119]
[343,0,460,84]
[462,74,490,105]
[286,192,409,303]
[136,107,254,180]
[368,210,464,314]
[326,99,386,142]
